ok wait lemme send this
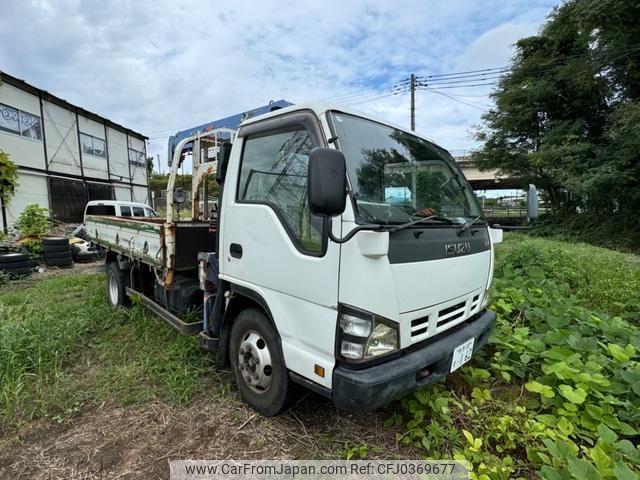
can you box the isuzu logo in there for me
[445,242,471,257]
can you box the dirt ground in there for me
[0,390,411,479]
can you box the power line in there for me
[424,88,489,110]
[417,74,506,87]
[343,91,399,106]
[419,66,507,79]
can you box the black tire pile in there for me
[0,252,33,277]
[42,237,73,267]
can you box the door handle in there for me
[230,243,243,259]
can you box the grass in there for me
[0,274,220,429]
[496,234,640,318]
[530,212,640,253]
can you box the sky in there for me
[0,0,560,182]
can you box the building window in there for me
[128,148,145,167]
[0,103,42,140]
[80,132,106,157]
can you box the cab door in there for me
[219,111,340,388]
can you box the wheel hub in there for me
[238,331,273,393]
[108,273,119,305]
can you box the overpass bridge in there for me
[453,155,522,190]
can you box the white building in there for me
[0,71,149,232]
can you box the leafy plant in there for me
[21,239,43,255]
[392,235,640,479]
[0,150,18,206]
[14,204,51,237]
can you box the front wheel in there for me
[229,308,289,416]
[106,261,130,308]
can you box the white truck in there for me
[87,103,512,416]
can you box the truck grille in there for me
[410,316,429,338]
[405,289,485,344]
[437,301,466,328]
[470,294,480,312]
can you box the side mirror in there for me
[527,184,539,222]
[308,147,347,217]
[173,188,187,205]
[217,143,232,184]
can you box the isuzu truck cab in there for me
[87,103,503,416]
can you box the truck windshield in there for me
[329,112,483,225]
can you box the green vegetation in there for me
[0,274,218,429]
[531,213,640,254]
[14,204,51,237]
[0,150,18,206]
[1,235,638,478]
[394,234,640,479]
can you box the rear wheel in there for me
[229,308,289,416]
[106,261,130,308]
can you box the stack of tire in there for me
[42,237,74,268]
[0,252,33,277]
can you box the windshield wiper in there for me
[457,215,485,236]
[389,215,455,234]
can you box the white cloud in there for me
[0,0,558,170]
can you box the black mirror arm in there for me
[328,224,385,244]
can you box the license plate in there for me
[450,338,475,372]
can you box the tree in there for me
[473,0,640,214]
[146,156,154,177]
[0,150,19,206]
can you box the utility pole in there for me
[410,73,416,131]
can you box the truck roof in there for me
[238,102,442,148]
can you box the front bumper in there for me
[332,309,496,412]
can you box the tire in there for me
[44,250,72,261]
[0,253,29,264]
[45,257,74,267]
[229,308,290,416]
[4,266,32,276]
[43,244,72,253]
[0,260,31,270]
[42,237,69,246]
[106,261,130,308]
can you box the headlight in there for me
[338,306,399,362]
[340,313,372,337]
[365,322,398,358]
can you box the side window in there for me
[238,128,323,254]
[132,206,145,217]
[120,206,131,216]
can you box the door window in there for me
[132,206,145,217]
[120,206,132,216]
[238,128,324,254]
